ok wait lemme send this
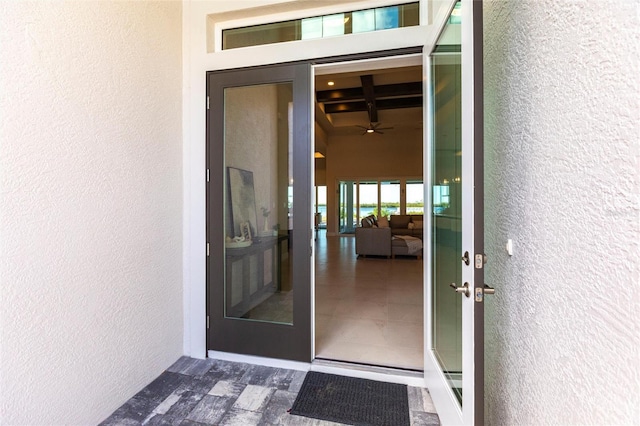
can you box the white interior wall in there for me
[483,0,640,424]
[0,2,183,424]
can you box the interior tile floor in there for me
[101,357,440,425]
[315,232,424,370]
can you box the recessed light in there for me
[327,81,335,86]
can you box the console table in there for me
[225,234,289,319]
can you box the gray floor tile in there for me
[167,356,217,376]
[185,395,234,424]
[100,396,159,425]
[239,364,280,386]
[210,359,251,381]
[407,385,425,412]
[218,407,264,426]
[208,380,246,398]
[103,358,440,426]
[161,391,206,424]
[177,368,224,395]
[411,411,440,425]
[266,368,297,390]
[287,370,307,393]
[135,372,186,404]
[179,420,207,426]
[232,384,275,412]
[260,389,296,425]
[420,387,437,413]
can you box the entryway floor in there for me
[100,357,440,425]
[315,232,424,370]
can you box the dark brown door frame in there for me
[206,63,312,362]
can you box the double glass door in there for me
[206,64,312,362]
[206,2,485,420]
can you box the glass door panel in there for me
[425,0,485,423]
[223,83,293,324]
[207,63,311,362]
[431,34,463,403]
[338,180,356,233]
[358,181,378,221]
[380,180,400,217]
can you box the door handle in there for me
[484,284,495,295]
[449,282,470,297]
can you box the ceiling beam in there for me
[316,87,363,103]
[316,82,422,103]
[360,75,378,122]
[323,97,423,114]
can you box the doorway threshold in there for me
[311,358,425,387]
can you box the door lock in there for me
[449,282,470,298]
[475,284,496,302]
[461,251,470,265]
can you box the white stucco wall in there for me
[483,0,640,424]
[0,2,183,424]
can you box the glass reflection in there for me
[224,83,294,325]
[431,4,463,404]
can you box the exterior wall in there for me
[0,2,183,424]
[483,0,640,424]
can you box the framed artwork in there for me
[227,167,258,238]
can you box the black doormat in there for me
[289,372,410,426]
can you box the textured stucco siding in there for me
[0,2,183,424]
[483,0,640,424]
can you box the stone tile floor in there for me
[101,357,440,426]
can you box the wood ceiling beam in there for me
[316,82,422,103]
[323,97,423,114]
[316,87,363,103]
[360,75,378,122]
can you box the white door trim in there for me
[184,0,456,363]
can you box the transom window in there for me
[222,3,420,50]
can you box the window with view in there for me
[222,3,419,50]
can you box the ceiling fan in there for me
[356,122,394,135]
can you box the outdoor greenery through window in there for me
[222,3,419,50]
[338,179,423,233]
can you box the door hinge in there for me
[206,315,210,329]
[207,96,210,110]
[206,168,210,183]
[206,243,210,257]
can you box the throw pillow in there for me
[377,216,389,228]
[413,220,423,229]
[408,222,415,229]
[390,215,411,229]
